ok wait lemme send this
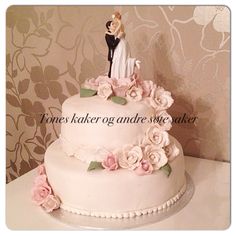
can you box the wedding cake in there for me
[31,12,186,219]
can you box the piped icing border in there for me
[59,181,186,219]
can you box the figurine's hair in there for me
[112,11,121,20]
[106,20,112,30]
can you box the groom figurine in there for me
[105,21,122,78]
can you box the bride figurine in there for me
[106,12,141,79]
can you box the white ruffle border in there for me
[60,181,186,219]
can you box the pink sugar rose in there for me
[33,174,48,186]
[117,77,134,86]
[42,194,61,212]
[112,77,134,97]
[113,85,130,97]
[83,77,99,90]
[102,154,119,171]
[38,164,46,175]
[135,159,153,175]
[96,75,111,85]
[139,80,155,97]
[31,183,52,205]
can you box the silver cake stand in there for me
[49,172,194,229]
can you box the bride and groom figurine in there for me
[105,12,141,79]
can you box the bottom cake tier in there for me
[44,137,186,218]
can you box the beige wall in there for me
[6,6,230,182]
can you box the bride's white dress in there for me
[111,36,136,79]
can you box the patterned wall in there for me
[6,6,230,182]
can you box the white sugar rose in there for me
[119,145,143,170]
[164,142,180,162]
[97,82,113,100]
[149,86,174,111]
[155,110,172,131]
[144,125,170,147]
[126,86,143,102]
[144,145,168,170]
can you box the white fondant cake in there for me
[31,90,186,218]
[44,136,185,218]
[31,12,186,218]
[60,95,153,163]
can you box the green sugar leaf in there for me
[80,88,97,97]
[161,163,172,177]
[87,161,104,171]
[111,96,127,105]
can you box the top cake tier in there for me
[60,94,154,163]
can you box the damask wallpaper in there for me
[6,6,230,182]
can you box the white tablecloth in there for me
[6,156,230,230]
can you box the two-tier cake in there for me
[31,12,186,219]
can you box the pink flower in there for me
[42,195,61,212]
[96,75,112,85]
[38,164,46,175]
[111,77,133,97]
[113,85,130,97]
[33,174,48,186]
[117,77,134,86]
[102,154,119,171]
[31,183,52,205]
[135,159,153,175]
[139,80,155,97]
[83,77,99,90]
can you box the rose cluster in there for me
[100,125,179,176]
[31,165,60,213]
[83,75,174,111]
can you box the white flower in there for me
[144,144,168,170]
[154,110,172,131]
[164,142,180,162]
[144,125,170,148]
[97,82,113,100]
[193,6,230,33]
[126,86,143,102]
[149,86,174,111]
[118,145,143,170]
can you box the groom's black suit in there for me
[105,33,120,78]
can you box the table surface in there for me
[6,156,230,230]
